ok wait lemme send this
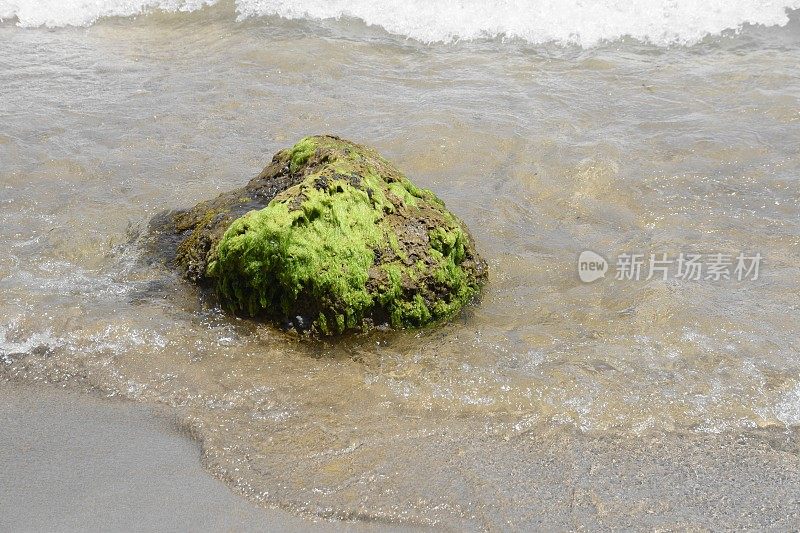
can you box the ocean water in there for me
[1,0,800,527]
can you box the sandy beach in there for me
[2,381,799,529]
[0,383,368,532]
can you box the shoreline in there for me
[2,380,799,529]
[0,382,372,532]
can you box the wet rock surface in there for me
[148,135,487,334]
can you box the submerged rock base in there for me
[152,135,487,335]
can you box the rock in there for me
[152,135,487,335]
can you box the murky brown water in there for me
[2,3,800,527]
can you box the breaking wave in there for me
[1,0,799,46]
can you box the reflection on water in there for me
[1,6,800,525]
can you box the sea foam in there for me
[0,0,217,28]
[1,0,799,46]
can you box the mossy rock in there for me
[152,135,488,335]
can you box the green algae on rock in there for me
[159,135,487,335]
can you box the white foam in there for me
[0,0,217,28]
[1,0,799,46]
[238,0,800,45]
[0,319,63,362]
[775,382,800,426]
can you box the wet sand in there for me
[0,382,366,532]
[2,381,799,530]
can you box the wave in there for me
[1,0,799,46]
[0,0,217,28]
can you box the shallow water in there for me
[2,1,800,526]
